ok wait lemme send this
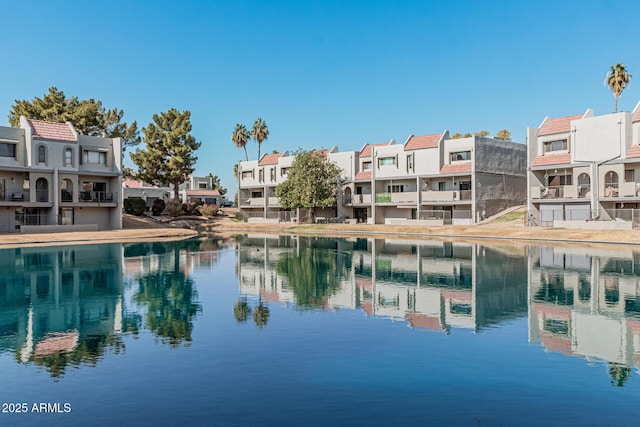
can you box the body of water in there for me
[1,235,640,426]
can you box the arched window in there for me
[36,178,48,202]
[61,179,73,202]
[578,173,590,198]
[604,171,619,197]
[37,145,46,164]
[64,147,73,167]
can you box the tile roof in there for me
[406,313,442,330]
[360,142,390,157]
[27,119,77,141]
[439,162,472,175]
[123,178,144,188]
[186,189,220,196]
[354,170,372,180]
[634,109,640,123]
[538,114,582,136]
[258,152,282,166]
[627,145,640,159]
[531,153,572,167]
[404,133,440,150]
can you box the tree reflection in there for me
[130,242,203,347]
[253,299,270,328]
[276,247,349,309]
[233,297,251,323]
[608,363,632,387]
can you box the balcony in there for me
[243,197,265,206]
[79,191,117,203]
[421,190,470,202]
[268,197,280,206]
[602,182,637,198]
[348,194,372,205]
[531,185,577,199]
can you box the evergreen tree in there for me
[9,87,140,151]
[251,117,269,160]
[606,63,632,113]
[131,109,201,200]
[231,123,250,161]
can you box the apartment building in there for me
[0,117,122,232]
[238,133,527,225]
[527,102,640,228]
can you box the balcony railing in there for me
[349,194,372,204]
[531,185,577,199]
[0,190,30,201]
[79,191,116,203]
[603,182,637,198]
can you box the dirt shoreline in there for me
[0,210,637,249]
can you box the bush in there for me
[166,199,183,217]
[123,197,146,216]
[183,201,201,215]
[151,199,166,216]
[199,203,219,217]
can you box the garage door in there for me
[540,204,563,227]
[565,203,590,221]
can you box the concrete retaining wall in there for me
[21,224,99,234]
[553,220,632,230]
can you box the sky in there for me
[1,0,639,196]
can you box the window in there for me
[258,169,264,182]
[251,191,263,198]
[387,185,404,193]
[378,156,396,166]
[459,181,471,190]
[406,154,414,172]
[0,142,16,158]
[543,139,568,153]
[198,182,207,189]
[242,170,253,179]
[363,161,372,170]
[64,147,73,166]
[450,151,471,162]
[281,167,290,176]
[438,182,446,191]
[547,174,572,186]
[625,169,635,183]
[37,145,46,163]
[83,150,106,164]
[270,167,276,181]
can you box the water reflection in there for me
[236,235,528,332]
[237,235,640,384]
[0,244,124,378]
[0,237,225,377]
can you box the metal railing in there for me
[15,213,43,226]
[79,191,116,203]
[527,208,640,228]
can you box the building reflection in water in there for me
[0,237,225,378]
[0,244,124,378]
[528,245,640,385]
[237,235,640,382]
[236,235,529,333]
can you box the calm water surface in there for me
[1,235,640,426]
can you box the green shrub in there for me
[199,203,219,217]
[152,199,166,216]
[166,199,183,217]
[183,201,201,215]
[124,197,147,216]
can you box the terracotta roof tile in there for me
[538,114,582,136]
[531,153,571,167]
[634,109,640,123]
[354,170,372,180]
[439,162,471,175]
[258,152,282,166]
[186,189,220,196]
[123,178,144,188]
[404,133,440,150]
[627,145,640,159]
[406,312,442,330]
[27,119,77,141]
[360,142,391,157]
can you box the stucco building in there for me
[0,117,122,232]
[527,102,640,228]
[238,132,527,224]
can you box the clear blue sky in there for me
[1,0,638,195]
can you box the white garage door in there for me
[565,203,591,221]
[540,204,563,227]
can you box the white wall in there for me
[573,112,632,161]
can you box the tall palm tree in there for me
[606,63,632,113]
[232,123,250,161]
[251,117,269,160]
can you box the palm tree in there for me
[251,117,269,160]
[606,63,632,113]
[232,124,250,161]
